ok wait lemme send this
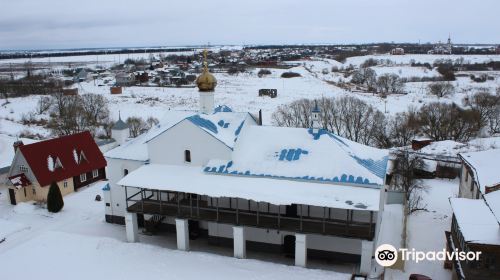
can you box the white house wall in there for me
[147,120,233,166]
[8,151,37,184]
[106,157,145,217]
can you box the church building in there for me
[103,51,390,275]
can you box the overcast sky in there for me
[1,0,499,50]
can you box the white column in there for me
[233,226,246,259]
[295,233,307,267]
[175,218,189,251]
[125,212,139,242]
[360,240,373,275]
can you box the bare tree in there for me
[272,96,386,147]
[419,102,480,142]
[391,151,427,214]
[146,116,160,129]
[387,109,420,147]
[36,96,52,114]
[126,116,148,138]
[428,82,455,98]
[80,94,110,129]
[376,74,404,95]
[464,91,500,134]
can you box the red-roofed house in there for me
[5,131,107,205]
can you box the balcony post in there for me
[295,233,307,267]
[233,226,246,259]
[125,212,139,243]
[175,218,189,251]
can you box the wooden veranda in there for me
[125,187,376,240]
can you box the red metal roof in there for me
[8,173,31,188]
[19,131,107,187]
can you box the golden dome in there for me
[196,67,217,91]
[196,49,217,91]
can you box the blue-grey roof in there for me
[112,119,129,130]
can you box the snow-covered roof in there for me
[484,191,500,224]
[460,148,500,193]
[450,198,500,245]
[205,126,388,186]
[183,112,249,149]
[105,107,252,161]
[118,164,381,211]
[417,140,466,157]
[105,110,195,161]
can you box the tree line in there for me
[272,91,500,149]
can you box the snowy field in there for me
[0,182,351,280]
[386,179,458,279]
[1,53,499,141]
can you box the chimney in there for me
[13,140,24,153]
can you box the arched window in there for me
[123,169,129,176]
[184,150,191,163]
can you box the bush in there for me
[361,58,378,68]
[47,181,64,213]
[257,69,272,77]
[281,72,301,78]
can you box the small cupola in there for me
[111,111,130,145]
[311,100,321,131]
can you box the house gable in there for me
[147,119,233,166]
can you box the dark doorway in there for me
[9,189,17,205]
[285,204,298,218]
[184,150,191,163]
[189,220,200,240]
[283,235,295,258]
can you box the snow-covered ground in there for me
[345,54,500,67]
[386,178,458,279]
[0,134,38,168]
[0,182,351,280]
[1,54,498,138]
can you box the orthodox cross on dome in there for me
[203,49,209,71]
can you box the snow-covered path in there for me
[385,178,458,279]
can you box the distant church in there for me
[103,50,390,276]
[428,35,453,55]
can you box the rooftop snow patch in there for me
[118,164,381,211]
[205,126,388,186]
[450,198,500,245]
[484,191,500,224]
[460,148,500,193]
[214,105,233,113]
[185,111,250,149]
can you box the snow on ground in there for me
[0,134,38,168]
[385,178,458,280]
[370,65,440,78]
[0,182,351,280]
[345,54,500,67]
[0,231,347,280]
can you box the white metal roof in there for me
[450,197,500,245]
[118,164,381,211]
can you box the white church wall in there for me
[147,120,232,166]
[106,157,145,218]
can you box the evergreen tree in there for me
[47,181,64,213]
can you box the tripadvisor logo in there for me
[375,244,398,267]
[375,244,482,267]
